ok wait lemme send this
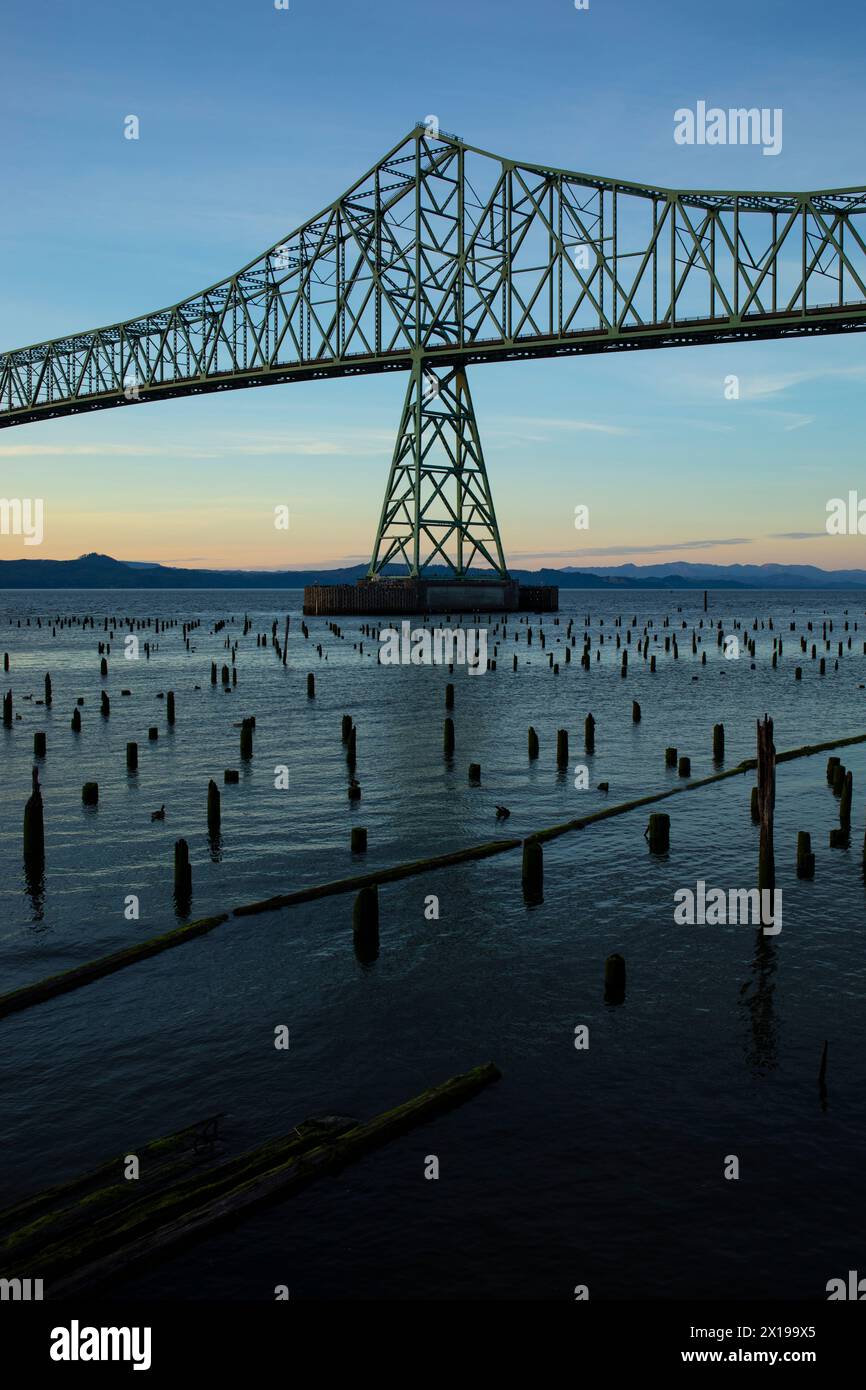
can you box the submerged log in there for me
[14,1065,501,1296]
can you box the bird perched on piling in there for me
[494,804,511,820]
[151,805,166,821]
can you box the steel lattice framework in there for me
[3,125,866,574]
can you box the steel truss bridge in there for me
[3,125,866,578]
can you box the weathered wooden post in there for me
[34,730,46,757]
[712,723,725,761]
[665,746,677,768]
[353,885,379,961]
[167,690,175,726]
[71,707,82,733]
[556,729,569,769]
[756,714,776,891]
[82,782,99,806]
[678,755,691,778]
[174,839,192,905]
[796,831,815,879]
[522,837,543,904]
[443,717,455,756]
[632,700,641,723]
[307,672,315,698]
[341,714,353,743]
[584,712,595,754]
[100,691,110,718]
[207,779,221,834]
[351,826,368,853]
[126,741,138,771]
[840,771,853,831]
[23,767,45,874]
[528,726,539,759]
[282,616,289,666]
[604,953,626,1004]
[2,690,12,727]
[445,682,454,710]
[240,718,254,760]
[646,813,670,853]
[44,672,52,708]
[468,762,481,783]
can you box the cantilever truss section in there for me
[4,125,866,429]
[369,363,507,578]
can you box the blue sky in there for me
[2,0,866,570]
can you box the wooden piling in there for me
[522,837,543,904]
[174,839,192,903]
[167,691,175,726]
[207,779,221,834]
[678,755,691,778]
[126,742,138,771]
[82,782,99,807]
[71,707,81,733]
[585,712,595,754]
[23,767,45,873]
[351,827,368,853]
[556,729,569,769]
[528,726,539,759]
[712,723,724,760]
[756,715,776,891]
[34,731,46,757]
[604,953,626,1004]
[468,762,481,784]
[445,682,454,710]
[352,885,379,959]
[796,831,815,879]
[307,672,315,698]
[665,746,677,768]
[632,701,641,724]
[840,771,853,830]
[240,718,254,760]
[443,717,455,756]
[646,812,670,853]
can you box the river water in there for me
[1,587,864,1300]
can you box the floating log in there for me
[6,1066,501,1296]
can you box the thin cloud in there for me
[767,531,824,540]
[509,537,751,559]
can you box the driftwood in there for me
[0,1065,500,1296]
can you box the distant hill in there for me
[0,552,863,590]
